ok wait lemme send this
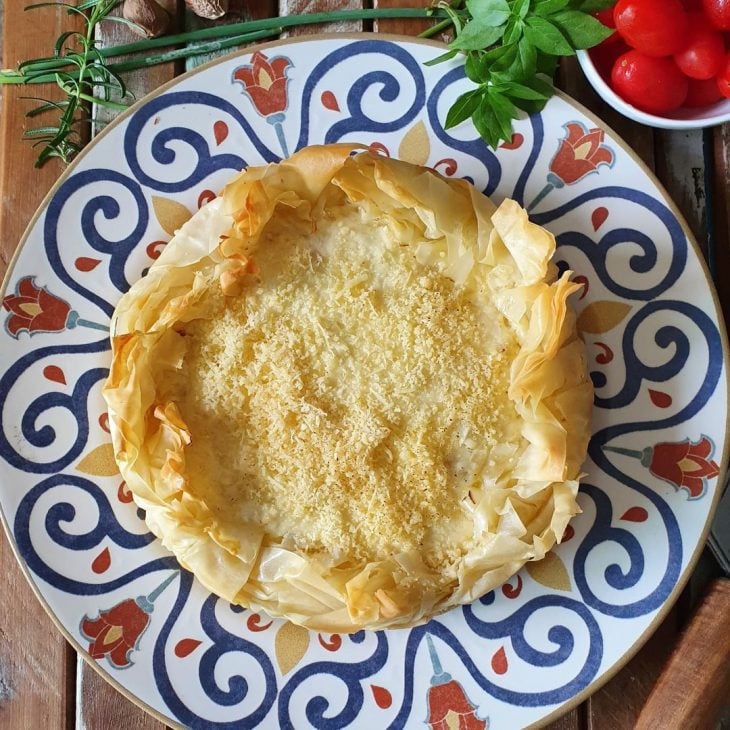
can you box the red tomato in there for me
[611,50,689,113]
[614,0,688,56]
[702,0,730,29]
[717,53,730,97]
[681,0,703,8]
[590,40,632,81]
[595,8,619,45]
[684,77,724,105]
[674,13,726,79]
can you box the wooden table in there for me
[0,2,728,729]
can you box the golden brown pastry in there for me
[103,144,592,631]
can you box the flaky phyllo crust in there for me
[103,144,592,631]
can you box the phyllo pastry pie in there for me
[103,144,592,631]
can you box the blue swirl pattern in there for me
[295,40,426,149]
[278,632,389,729]
[44,170,150,315]
[13,473,171,594]
[534,186,687,300]
[124,91,277,191]
[153,573,278,729]
[0,340,109,473]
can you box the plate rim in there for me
[0,31,727,730]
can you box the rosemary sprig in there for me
[0,8,443,85]
[2,3,444,166]
[17,0,128,166]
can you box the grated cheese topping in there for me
[104,146,592,631]
[164,203,519,571]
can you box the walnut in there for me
[184,0,229,19]
[122,0,170,38]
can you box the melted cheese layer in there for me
[165,203,520,570]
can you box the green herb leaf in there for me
[516,35,538,76]
[450,19,506,50]
[511,0,531,19]
[503,16,524,44]
[576,0,616,12]
[529,73,555,96]
[501,81,549,100]
[524,16,574,55]
[466,0,511,26]
[533,0,571,15]
[445,88,485,128]
[486,90,517,139]
[491,43,519,72]
[464,52,484,81]
[472,101,503,148]
[530,50,556,76]
[551,9,614,48]
[424,49,459,66]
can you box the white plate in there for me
[0,35,726,729]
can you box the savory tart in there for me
[103,144,592,631]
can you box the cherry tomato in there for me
[717,53,730,97]
[681,0,703,8]
[684,77,724,105]
[611,50,689,113]
[702,0,730,29]
[614,0,688,56]
[674,12,726,79]
[595,8,619,45]
[590,40,632,81]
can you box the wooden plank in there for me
[711,122,730,320]
[0,5,88,271]
[373,0,431,37]
[634,580,730,730]
[654,129,707,256]
[76,659,167,730]
[544,708,585,730]
[0,6,84,730]
[278,0,363,35]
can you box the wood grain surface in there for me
[635,580,730,730]
[0,3,728,729]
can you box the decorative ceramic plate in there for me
[0,35,727,730]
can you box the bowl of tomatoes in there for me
[577,0,730,129]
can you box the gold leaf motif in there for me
[275,621,309,675]
[577,301,631,334]
[152,196,193,237]
[398,121,430,166]
[76,444,119,477]
[525,552,572,592]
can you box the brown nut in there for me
[184,0,229,19]
[122,0,170,38]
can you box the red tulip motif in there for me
[81,598,151,668]
[425,634,488,730]
[605,435,719,500]
[549,122,614,186]
[3,276,71,337]
[80,572,177,668]
[528,121,615,211]
[232,52,293,158]
[2,276,108,338]
[233,52,292,117]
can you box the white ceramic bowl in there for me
[577,48,730,130]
